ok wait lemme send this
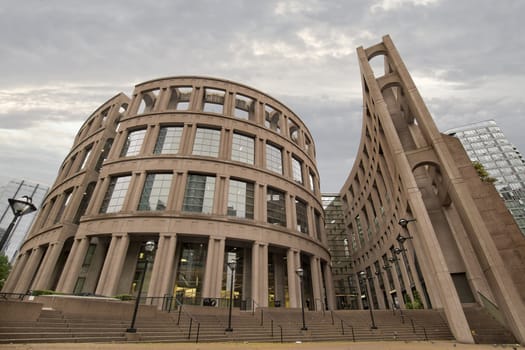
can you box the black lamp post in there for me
[359,271,377,329]
[296,267,308,331]
[0,196,37,253]
[225,260,236,332]
[127,240,156,333]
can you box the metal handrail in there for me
[331,311,355,341]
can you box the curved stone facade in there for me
[339,35,525,343]
[5,77,334,310]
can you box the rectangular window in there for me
[120,129,146,157]
[309,172,315,192]
[227,179,254,219]
[138,173,173,211]
[154,126,183,154]
[264,105,281,133]
[78,145,93,171]
[314,210,322,240]
[203,88,225,114]
[267,187,286,226]
[292,156,303,184]
[100,175,132,213]
[266,143,283,174]
[295,198,308,233]
[234,94,254,119]
[183,174,216,213]
[231,133,254,164]
[167,86,192,110]
[193,128,221,157]
[95,139,113,171]
[54,189,73,224]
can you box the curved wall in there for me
[5,77,334,310]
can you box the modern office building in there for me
[3,76,334,311]
[4,35,525,345]
[336,35,525,343]
[0,180,48,262]
[445,120,525,234]
[322,194,356,309]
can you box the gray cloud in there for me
[1,0,524,192]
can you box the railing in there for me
[252,300,284,343]
[0,292,29,300]
[330,311,355,341]
[392,308,428,341]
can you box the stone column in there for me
[251,242,268,307]
[32,241,65,291]
[148,234,177,299]
[202,236,225,299]
[2,251,30,292]
[14,247,45,293]
[95,234,129,296]
[322,261,336,310]
[310,256,322,310]
[59,237,90,293]
[287,248,300,308]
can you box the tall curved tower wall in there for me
[338,35,525,344]
[5,77,334,310]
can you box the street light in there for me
[0,196,37,252]
[127,240,156,333]
[295,267,308,331]
[359,271,377,329]
[398,218,416,228]
[225,260,237,332]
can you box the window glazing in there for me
[232,133,254,164]
[154,126,183,154]
[138,173,173,211]
[193,128,221,157]
[266,143,283,174]
[295,198,308,233]
[267,187,286,226]
[227,179,254,219]
[183,174,216,213]
[120,129,146,157]
[292,156,303,184]
[100,175,132,213]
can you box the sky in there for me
[1,0,524,193]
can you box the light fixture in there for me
[398,218,416,228]
[0,196,37,252]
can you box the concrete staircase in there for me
[0,303,471,345]
[462,305,517,344]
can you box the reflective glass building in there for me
[446,120,525,234]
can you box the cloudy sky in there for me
[1,0,524,193]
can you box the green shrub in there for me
[114,294,134,301]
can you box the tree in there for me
[473,161,497,184]
[0,254,11,290]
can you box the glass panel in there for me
[154,126,183,154]
[267,187,286,226]
[193,128,221,157]
[231,133,254,164]
[138,173,173,211]
[295,198,308,233]
[292,156,303,184]
[227,179,254,219]
[266,143,283,174]
[203,88,225,114]
[99,175,132,213]
[173,242,208,299]
[183,174,216,213]
[120,129,146,157]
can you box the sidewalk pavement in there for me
[0,341,521,350]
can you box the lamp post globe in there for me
[0,196,37,253]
